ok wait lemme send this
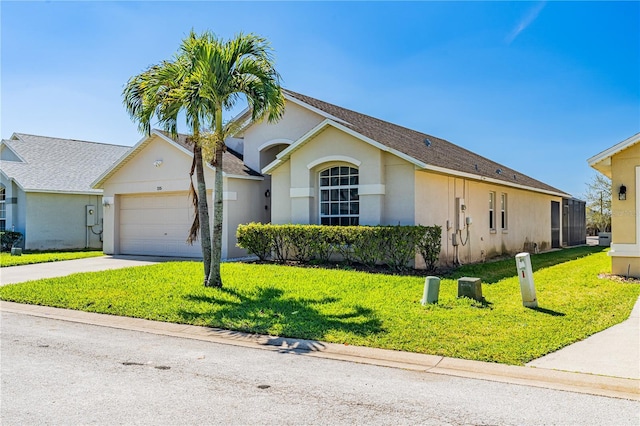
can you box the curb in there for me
[2,301,638,401]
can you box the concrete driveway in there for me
[0,255,192,285]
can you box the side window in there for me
[319,166,359,226]
[489,191,495,230]
[500,193,508,230]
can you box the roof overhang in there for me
[92,129,261,189]
[262,119,427,174]
[262,119,570,198]
[588,132,640,178]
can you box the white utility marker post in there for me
[515,252,538,308]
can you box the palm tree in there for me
[123,30,284,287]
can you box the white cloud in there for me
[506,1,547,45]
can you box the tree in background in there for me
[583,173,611,235]
[123,30,284,287]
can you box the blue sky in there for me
[1,1,638,198]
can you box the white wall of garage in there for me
[100,134,265,259]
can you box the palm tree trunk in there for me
[194,144,213,285]
[207,108,225,288]
[208,146,224,288]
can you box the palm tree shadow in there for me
[179,286,384,345]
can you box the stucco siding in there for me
[415,170,560,266]
[102,134,202,196]
[226,178,271,258]
[383,153,415,225]
[270,162,292,224]
[101,134,264,259]
[270,126,388,225]
[610,144,639,245]
[243,102,324,172]
[24,192,103,250]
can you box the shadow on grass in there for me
[179,286,384,346]
[444,246,604,284]
[527,306,566,316]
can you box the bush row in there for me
[236,223,442,271]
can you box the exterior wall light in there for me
[153,160,163,167]
[618,184,627,201]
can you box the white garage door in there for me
[119,193,203,258]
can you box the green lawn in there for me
[1,247,638,365]
[0,251,104,267]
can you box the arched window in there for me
[319,166,359,226]
[0,184,5,231]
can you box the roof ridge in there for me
[283,89,441,141]
[12,132,130,148]
[282,89,568,196]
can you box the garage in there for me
[119,193,203,258]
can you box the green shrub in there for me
[236,223,272,260]
[1,231,23,252]
[309,226,340,263]
[417,225,442,272]
[285,225,315,262]
[271,226,291,263]
[382,226,424,271]
[237,224,443,270]
[351,227,385,267]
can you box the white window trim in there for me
[500,193,508,230]
[318,166,359,226]
[489,191,496,231]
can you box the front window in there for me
[0,185,5,231]
[319,166,359,226]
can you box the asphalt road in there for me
[2,312,639,425]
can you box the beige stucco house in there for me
[588,133,640,278]
[93,130,269,259]
[94,90,584,266]
[0,133,129,250]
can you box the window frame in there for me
[500,192,508,231]
[489,191,496,231]
[318,166,359,226]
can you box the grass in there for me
[1,247,638,365]
[0,250,104,267]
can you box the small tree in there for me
[583,173,611,234]
[123,30,284,288]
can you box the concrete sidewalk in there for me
[527,296,640,380]
[1,256,638,400]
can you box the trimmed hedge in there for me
[237,223,442,271]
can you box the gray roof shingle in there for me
[1,133,130,194]
[283,90,568,196]
[156,131,262,177]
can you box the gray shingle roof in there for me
[156,131,262,177]
[1,133,130,194]
[283,90,569,196]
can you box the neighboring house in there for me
[0,133,129,250]
[588,133,640,278]
[95,90,585,266]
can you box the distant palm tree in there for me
[123,30,284,287]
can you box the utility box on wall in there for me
[86,205,96,227]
